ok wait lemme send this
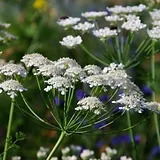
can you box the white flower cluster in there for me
[57,17,81,28]
[54,57,80,70]
[145,102,160,114]
[50,158,58,160]
[93,27,118,41]
[101,147,117,160]
[121,15,146,32]
[107,4,147,14]
[62,155,77,160]
[150,9,160,21]
[0,59,6,67]
[80,149,94,160]
[51,145,124,160]
[0,80,26,98]
[21,53,53,68]
[82,11,107,19]
[44,76,73,95]
[12,156,21,160]
[75,97,104,115]
[152,20,160,27]
[60,35,82,48]
[35,64,62,77]
[83,63,127,90]
[113,81,146,113]
[147,26,160,40]
[73,22,95,32]
[37,146,50,159]
[64,66,86,82]
[61,147,70,156]
[84,65,102,75]
[0,21,10,29]
[105,15,124,22]
[120,156,132,160]
[0,63,27,77]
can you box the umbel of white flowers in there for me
[1,53,160,114]
[33,144,132,160]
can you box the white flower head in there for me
[105,15,124,22]
[61,147,70,156]
[0,21,10,29]
[0,80,27,98]
[121,17,146,32]
[107,4,147,14]
[60,35,82,49]
[73,22,95,32]
[101,152,110,160]
[54,58,80,70]
[84,65,102,75]
[64,66,86,82]
[82,74,107,88]
[57,17,81,28]
[12,156,21,160]
[21,53,53,68]
[0,63,27,77]
[0,59,6,67]
[36,64,62,77]
[44,76,73,95]
[82,11,107,19]
[150,9,160,21]
[93,27,118,41]
[75,97,104,115]
[62,155,77,160]
[112,81,146,113]
[145,102,160,114]
[152,20,160,27]
[50,158,58,160]
[80,149,94,160]
[37,147,50,159]
[105,147,117,157]
[147,26,160,40]
[120,156,132,160]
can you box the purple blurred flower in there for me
[99,95,109,102]
[54,96,64,106]
[149,146,160,160]
[94,120,106,129]
[96,140,105,148]
[76,89,86,101]
[140,85,152,96]
[111,134,141,146]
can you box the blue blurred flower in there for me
[94,120,106,129]
[96,140,105,148]
[140,85,152,96]
[76,89,86,101]
[149,146,160,160]
[54,96,64,106]
[111,134,141,146]
[99,95,109,102]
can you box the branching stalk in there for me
[3,98,15,160]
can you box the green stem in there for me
[80,44,108,66]
[3,98,15,160]
[46,132,65,160]
[126,111,138,160]
[151,41,160,148]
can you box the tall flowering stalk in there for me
[147,8,160,149]
[6,52,154,160]
[57,4,151,160]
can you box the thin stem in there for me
[126,111,138,160]
[46,132,65,160]
[80,44,108,66]
[151,41,160,148]
[3,98,15,160]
